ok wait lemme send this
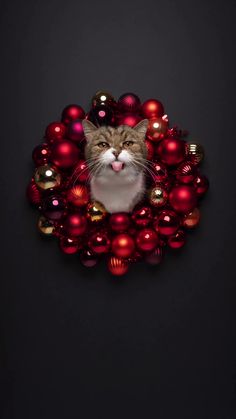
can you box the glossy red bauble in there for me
[136,228,158,252]
[169,185,197,214]
[66,119,85,143]
[45,122,66,143]
[168,230,185,249]
[154,210,180,236]
[72,160,89,183]
[42,195,66,220]
[89,232,110,254]
[111,234,135,258]
[145,247,163,265]
[141,99,164,118]
[61,105,85,125]
[80,248,98,267]
[64,213,87,236]
[146,117,169,142]
[67,184,89,207]
[151,161,168,183]
[157,137,186,165]
[51,140,79,169]
[26,180,41,206]
[32,143,51,166]
[132,206,153,227]
[59,237,81,254]
[88,104,114,126]
[117,113,142,127]
[109,213,130,232]
[118,92,141,113]
[145,140,155,161]
[194,174,209,197]
[107,256,129,276]
[176,161,197,184]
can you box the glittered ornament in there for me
[157,137,185,166]
[136,228,158,252]
[64,213,87,236]
[59,236,81,254]
[67,184,89,207]
[87,201,107,222]
[51,140,79,169]
[45,122,66,143]
[116,113,142,127]
[26,180,41,206]
[72,160,89,183]
[185,142,204,165]
[132,206,153,227]
[42,195,66,220]
[92,91,115,108]
[89,232,110,254]
[88,104,114,126]
[176,161,197,184]
[66,119,85,143]
[182,208,200,229]
[141,99,164,119]
[145,247,163,265]
[154,210,180,236]
[169,185,197,214]
[111,234,135,258]
[61,105,85,125]
[118,92,141,113]
[107,256,129,276]
[32,143,50,166]
[168,230,185,249]
[146,116,169,142]
[38,215,55,235]
[109,213,130,232]
[80,248,98,267]
[34,164,61,190]
[194,175,209,197]
[148,185,168,207]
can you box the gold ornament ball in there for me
[34,164,61,190]
[92,90,115,107]
[87,201,107,222]
[38,215,55,235]
[148,186,168,207]
[185,142,204,165]
[182,208,200,229]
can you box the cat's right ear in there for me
[82,119,97,141]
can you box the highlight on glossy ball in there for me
[111,234,135,258]
[66,119,85,143]
[45,122,66,143]
[87,201,107,222]
[61,104,85,125]
[92,90,115,108]
[51,140,80,169]
[34,164,61,190]
[141,99,164,119]
[146,116,168,142]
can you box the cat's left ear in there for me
[133,119,149,136]
[82,119,98,141]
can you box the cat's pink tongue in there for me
[111,161,124,172]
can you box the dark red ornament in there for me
[89,232,110,254]
[145,140,155,161]
[26,180,41,206]
[141,99,164,118]
[145,247,163,265]
[116,113,142,127]
[169,185,197,214]
[146,117,169,142]
[118,93,141,113]
[63,213,87,237]
[107,256,129,276]
[51,140,79,169]
[61,105,85,125]
[42,195,66,220]
[154,210,180,236]
[194,174,209,197]
[157,137,186,166]
[132,206,153,227]
[32,143,50,166]
[80,248,98,267]
[109,213,130,232]
[72,160,89,183]
[168,230,185,249]
[151,161,168,183]
[66,119,85,143]
[111,234,135,258]
[45,122,66,143]
[88,104,114,126]
[176,161,197,184]
[59,237,81,254]
[136,228,158,252]
[67,184,89,207]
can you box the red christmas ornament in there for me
[157,137,185,165]
[42,195,66,220]
[118,92,141,113]
[145,140,155,160]
[141,99,164,118]
[59,237,81,254]
[117,113,142,127]
[67,184,89,207]
[176,161,197,184]
[168,230,185,249]
[132,206,153,227]
[88,104,114,126]
[92,91,115,108]
[151,161,168,183]
[45,122,66,143]
[136,228,158,252]
[182,208,200,229]
[32,143,50,166]
[72,160,89,183]
[146,116,169,142]
[61,105,85,125]
[89,232,110,254]
[145,247,163,265]
[194,174,209,197]
[107,256,129,276]
[64,213,87,236]
[66,119,85,143]
[169,185,197,214]
[26,180,41,206]
[80,248,98,267]
[154,210,180,236]
[111,234,135,258]
[109,213,130,232]
[51,140,79,169]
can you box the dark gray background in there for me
[1,0,236,418]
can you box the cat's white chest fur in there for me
[90,172,145,213]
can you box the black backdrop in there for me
[1,0,236,418]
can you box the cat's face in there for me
[82,119,148,183]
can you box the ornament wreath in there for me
[27,91,209,277]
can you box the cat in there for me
[82,119,148,213]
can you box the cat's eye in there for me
[98,142,109,149]
[123,140,134,147]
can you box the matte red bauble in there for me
[141,99,164,118]
[176,161,197,184]
[145,140,155,161]
[145,247,163,265]
[154,210,180,236]
[107,256,129,276]
[61,105,85,125]
[169,185,197,214]
[42,195,66,220]
[67,184,89,207]
[51,140,79,169]
[194,175,209,197]
[72,160,89,183]
[109,213,130,232]
[26,180,41,206]
[80,248,98,267]
[157,137,185,165]
[67,119,85,143]
[45,122,66,143]
[118,92,141,113]
[111,234,135,258]
[117,113,142,127]
[136,228,158,252]
[132,206,153,227]
[168,230,185,249]
[64,213,87,236]
[146,117,168,142]
[32,143,50,166]
[59,237,81,254]
[89,232,110,254]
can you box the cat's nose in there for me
[112,150,119,159]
